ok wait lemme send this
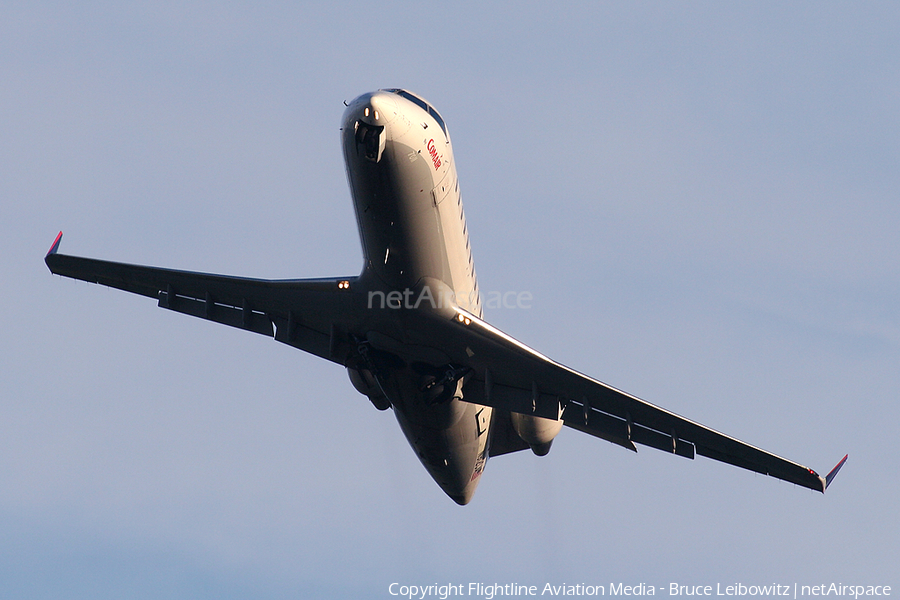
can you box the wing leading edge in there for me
[45,232,361,363]
[436,306,846,493]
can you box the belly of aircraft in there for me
[341,91,490,503]
[392,391,489,505]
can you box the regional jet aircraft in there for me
[45,89,847,504]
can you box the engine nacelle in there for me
[510,412,563,456]
[346,366,390,410]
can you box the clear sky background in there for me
[3,2,898,598]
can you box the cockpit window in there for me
[428,106,447,138]
[385,88,427,112]
[383,88,448,138]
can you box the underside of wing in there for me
[45,232,364,363]
[45,233,847,493]
[415,305,845,493]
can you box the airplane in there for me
[45,89,847,505]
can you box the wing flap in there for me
[561,402,637,452]
[158,290,273,337]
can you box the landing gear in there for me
[346,341,395,411]
[416,363,471,405]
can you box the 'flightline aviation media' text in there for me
[388,582,891,600]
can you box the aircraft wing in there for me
[438,306,847,493]
[45,232,846,492]
[44,232,361,363]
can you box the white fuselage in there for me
[340,90,491,504]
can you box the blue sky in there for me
[3,2,898,598]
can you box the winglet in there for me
[824,454,848,490]
[47,231,63,257]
